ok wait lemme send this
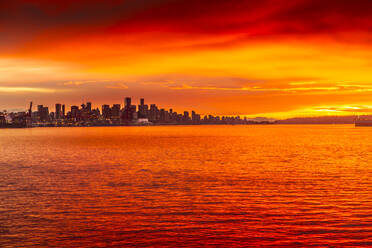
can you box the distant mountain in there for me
[248,117,276,123]
[277,115,368,124]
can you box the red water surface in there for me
[0,125,371,247]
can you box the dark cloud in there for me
[1,0,372,50]
[3,0,372,32]
[0,0,173,47]
[122,0,372,35]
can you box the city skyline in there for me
[1,98,258,119]
[1,1,372,118]
[2,95,370,128]
[2,96,371,121]
[1,97,269,128]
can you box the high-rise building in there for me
[62,104,65,118]
[86,102,92,112]
[71,106,79,118]
[37,105,43,114]
[129,105,137,120]
[159,109,165,122]
[111,104,121,119]
[138,98,148,118]
[184,111,189,121]
[37,105,49,121]
[102,105,111,119]
[122,97,137,121]
[149,104,159,122]
[55,103,61,119]
[125,97,131,107]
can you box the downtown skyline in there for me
[1,1,372,118]
[1,97,271,128]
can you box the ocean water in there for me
[0,125,371,247]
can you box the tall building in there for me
[111,104,121,119]
[138,98,148,118]
[192,110,201,123]
[129,105,137,120]
[71,106,79,118]
[102,105,111,119]
[184,111,189,120]
[37,105,43,114]
[86,102,92,112]
[159,109,165,122]
[55,103,61,119]
[37,105,49,121]
[125,97,131,107]
[62,104,65,118]
[149,104,159,122]
[122,97,137,121]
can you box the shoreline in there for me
[1,123,364,129]
[1,122,276,129]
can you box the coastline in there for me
[0,122,276,129]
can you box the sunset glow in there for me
[1,0,372,118]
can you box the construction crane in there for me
[24,101,33,127]
[28,101,33,116]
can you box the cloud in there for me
[63,80,98,86]
[163,83,341,93]
[313,105,372,113]
[107,0,372,37]
[289,81,318,86]
[105,82,129,89]
[0,86,56,93]
[141,80,176,86]
[2,0,372,52]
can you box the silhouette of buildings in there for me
[0,97,275,128]
[55,104,61,119]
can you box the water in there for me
[0,125,371,247]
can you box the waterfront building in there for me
[55,104,62,119]
[37,105,49,122]
[71,106,79,119]
[111,104,121,119]
[62,104,65,118]
[125,97,131,107]
[102,105,111,119]
[138,98,148,118]
[86,102,92,112]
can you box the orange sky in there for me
[1,0,372,118]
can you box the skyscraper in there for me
[55,103,61,119]
[62,104,65,118]
[125,97,131,107]
[37,105,49,121]
[102,105,111,119]
[111,104,121,119]
[71,106,79,118]
[149,104,158,122]
[86,102,92,112]
[138,98,148,119]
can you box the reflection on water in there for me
[0,125,372,247]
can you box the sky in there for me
[1,0,372,118]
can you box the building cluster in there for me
[1,97,270,128]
